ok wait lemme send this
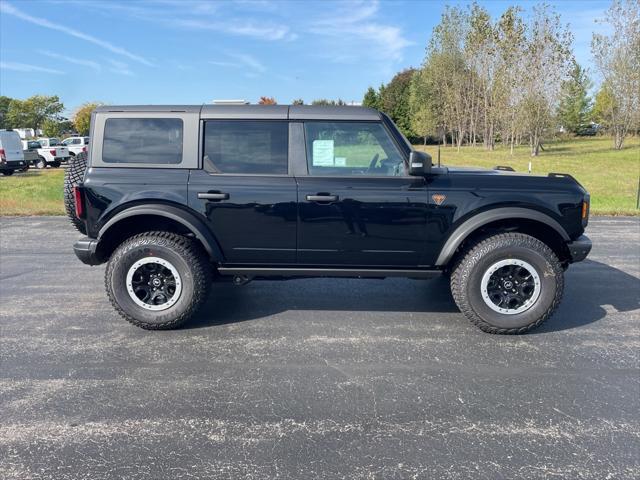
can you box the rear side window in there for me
[203,121,288,175]
[102,118,183,164]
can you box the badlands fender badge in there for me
[432,193,446,206]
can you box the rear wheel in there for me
[1,170,14,176]
[63,152,88,234]
[450,233,564,334]
[105,232,211,330]
[35,157,47,169]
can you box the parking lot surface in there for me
[1,216,638,479]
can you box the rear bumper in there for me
[73,238,102,266]
[567,235,592,263]
[0,160,27,170]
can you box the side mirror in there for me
[408,150,432,176]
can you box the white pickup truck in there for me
[23,137,70,168]
[61,136,90,156]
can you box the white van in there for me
[0,130,27,176]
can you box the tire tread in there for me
[450,232,564,334]
[105,231,211,330]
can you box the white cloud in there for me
[0,1,153,66]
[1,61,65,75]
[38,50,102,72]
[174,18,296,41]
[107,59,135,77]
[59,0,297,42]
[209,52,266,73]
[309,0,411,64]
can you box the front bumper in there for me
[567,235,592,263]
[73,238,102,266]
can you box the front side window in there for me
[103,118,183,164]
[203,121,288,175]
[304,122,405,176]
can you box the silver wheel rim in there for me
[125,257,182,311]
[480,259,541,315]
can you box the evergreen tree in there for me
[557,61,593,134]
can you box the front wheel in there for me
[450,233,564,334]
[105,232,212,330]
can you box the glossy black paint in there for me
[77,114,589,270]
[188,170,297,264]
[423,169,586,265]
[296,176,429,266]
[82,167,190,239]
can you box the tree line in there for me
[0,95,101,137]
[362,0,639,154]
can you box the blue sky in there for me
[0,0,610,114]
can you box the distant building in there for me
[211,99,250,105]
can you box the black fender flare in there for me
[98,204,224,261]
[435,207,570,266]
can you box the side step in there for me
[217,267,442,279]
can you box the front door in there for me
[296,121,428,266]
[188,120,297,265]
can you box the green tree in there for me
[362,87,381,110]
[291,98,304,105]
[592,82,618,131]
[0,96,12,129]
[42,118,62,137]
[557,61,593,134]
[72,102,103,136]
[380,68,417,139]
[5,95,64,130]
[310,99,346,106]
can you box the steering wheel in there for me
[367,154,380,172]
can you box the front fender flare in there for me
[98,204,224,261]
[435,207,570,266]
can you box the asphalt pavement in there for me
[1,216,639,479]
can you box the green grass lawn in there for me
[0,168,65,216]
[415,136,640,215]
[0,137,638,216]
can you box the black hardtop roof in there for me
[93,104,381,121]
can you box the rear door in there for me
[188,119,297,265]
[296,121,429,266]
[0,132,25,161]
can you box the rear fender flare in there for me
[435,207,570,266]
[98,204,224,262]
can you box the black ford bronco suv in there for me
[66,104,591,334]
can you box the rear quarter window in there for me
[102,118,183,164]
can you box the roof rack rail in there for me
[548,172,577,182]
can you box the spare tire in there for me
[64,152,88,234]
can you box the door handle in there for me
[306,194,339,203]
[197,192,229,201]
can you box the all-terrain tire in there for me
[450,233,564,334]
[63,151,88,234]
[105,232,212,330]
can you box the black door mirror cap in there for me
[408,150,432,176]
